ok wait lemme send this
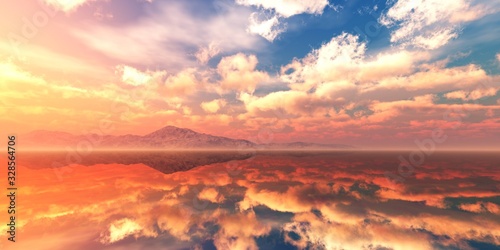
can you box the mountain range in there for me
[22,125,353,150]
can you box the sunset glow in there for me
[1,2,500,249]
[1,0,499,148]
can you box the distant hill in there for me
[23,125,352,150]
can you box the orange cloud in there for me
[217,53,269,93]
[198,187,226,203]
[201,99,227,114]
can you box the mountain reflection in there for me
[5,151,500,250]
[20,150,256,174]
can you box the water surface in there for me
[3,151,499,250]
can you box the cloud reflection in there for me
[3,151,499,250]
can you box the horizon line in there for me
[18,147,500,152]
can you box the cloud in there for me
[201,99,227,114]
[497,53,500,63]
[234,31,500,142]
[459,202,500,214]
[162,68,199,97]
[281,33,365,91]
[238,183,316,213]
[0,42,109,82]
[197,187,225,203]
[247,13,285,42]
[236,0,329,18]
[444,87,499,100]
[380,0,490,49]
[217,53,269,93]
[0,60,152,134]
[283,212,435,250]
[240,90,328,116]
[371,64,490,92]
[73,1,261,70]
[195,42,220,64]
[232,156,500,249]
[236,0,329,41]
[252,33,429,114]
[115,65,164,86]
[112,65,199,112]
[214,210,271,250]
[100,218,142,244]
[279,32,430,93]
[156,207,194,241]
[3,0,500,147]
[0,61,46,86]
[280,32,494,99]
[43,0,93,13]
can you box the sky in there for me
[1,0,500,148]
[5,152,500,250]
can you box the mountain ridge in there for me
[22,126,353,149]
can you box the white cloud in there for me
[100,218,142,244]
[74,2,261,70]
[497,53,500,63]
[380,0,489,49]
[238,31,500,120]
[195,42,221,64]
[445,87,499,100]
[236,0,329,18]
[247,14,285,42]
[43,0,93,13]
[115,65,164,86]
[280,32,492,99]
[239,90,326,116]
[281,32,367,91]
[236,0,329,41]
[410,28,459,50]
[201,99,227,113]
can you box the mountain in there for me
[140,126,255,148]
[23,125,352,149]
[24,126,255,149]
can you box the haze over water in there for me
[3,151,499,250]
